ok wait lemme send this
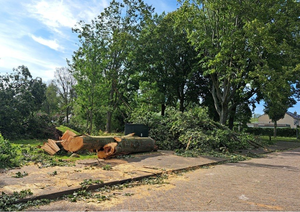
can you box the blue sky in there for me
[0,0,179,81]
[0,0,299,115]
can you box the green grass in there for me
[259,136,300,143]
[10,139,44,146]
[5,139,98,169]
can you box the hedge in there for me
[245,127,298,137]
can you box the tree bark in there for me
[228,104,237,130]
[219,104,228,126]
[106,111,112,133]
[274,121,277,138]
[97,137,156,159]
[62,135,119,152]
[161,104,166,116]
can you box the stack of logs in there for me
[41,130,157,159]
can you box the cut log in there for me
[97,137,156,159]
[41,140,60,155]
[47,139,60,152]
[60,130,77,141]
[62,136,119,152]
[43,130,156,158]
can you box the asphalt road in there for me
[28,148,300,211]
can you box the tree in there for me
[42,82,60,116]
[54,67,76,124]
[178,0,300,125]
[70,0,154,133]
[134,10,205,115]
[0,66,46,139]
[263,77,296,137]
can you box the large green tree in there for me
[263,75,296,137]
[134,10,206,115]
[178,0,300,125]
[41,82,60,116]
[70,0,154,133]
[0,66,46,138]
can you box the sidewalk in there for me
[0,150,225,203]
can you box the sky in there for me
[0,0,299,115]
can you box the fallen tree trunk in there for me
[98,137,157,159]
[41,131,156,158]
[63,135,119,152]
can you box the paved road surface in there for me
[29,148,300,211]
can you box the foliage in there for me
[12,171,28,178]
[0,66,47,139]
[0,189,50,211]
[0,138,78,169]
[70,0,154,133]
[41,83,60,117]
[263,77,296,137]
[177,0,300,125]
[130,107,255,152]
[175,149,249,163]
[0,134,21,168]
[102,164,112,171]
[134,10,204,115]
[64,174,168,203]
[25,113,58,139]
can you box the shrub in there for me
[0,134,21,168]
[245,127,297,137]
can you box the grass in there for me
[10,139,44,146]
[5,140,98,169]
[259,136,300,143]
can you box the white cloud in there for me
[31,35,63,51]
[25,0,110,34]
[26,0,76,31]
[0,34,65,81]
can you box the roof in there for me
[286,112,300,120]
[258,111,300,120]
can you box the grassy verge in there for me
[3,140,97,169]
[258,136,300,144]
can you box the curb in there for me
[13,158,227,205]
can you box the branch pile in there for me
[40,130,157,159]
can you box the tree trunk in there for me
[228,105,237,130]
[179,96,184,113]
[97,137,157,159]
[220,104,228,126]
[62,135,118,152]
[66,106,69,124]
[161,104,166,116]
[274,121,277,138]
[89,109,93,134]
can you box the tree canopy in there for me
[0,66,46,139]
[177,0,300,125]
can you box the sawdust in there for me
[83,182,177,210]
